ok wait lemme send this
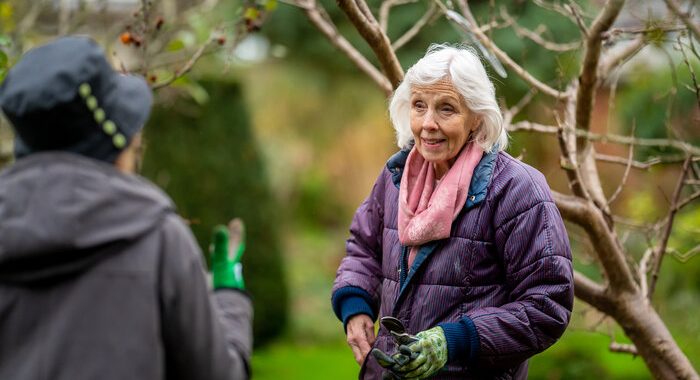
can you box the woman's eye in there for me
[413,101,426,110]
[441,105,455,113]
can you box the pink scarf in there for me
[398,143,484,267]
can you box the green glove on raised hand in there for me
[210,218,246,290]
[392,326,448,379]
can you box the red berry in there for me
[120,32,132,45]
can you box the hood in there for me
[0,152,174,284]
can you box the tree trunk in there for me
[611,292,699,380]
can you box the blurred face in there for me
[115,133,143,174]
[410,78,478,177]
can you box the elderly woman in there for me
[331,45,574,379]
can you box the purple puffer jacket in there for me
[332,149,574,379]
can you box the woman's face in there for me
[410,79,478,171]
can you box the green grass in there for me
[529,330,651,380]
[252,339,359,379]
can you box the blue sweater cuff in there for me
[331,286,377,331]
[438,316,480,365]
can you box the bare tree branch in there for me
[648,155,693,299]
[599,36,646,78]
[671,244,700,262]
[677,188,700,211]
[639,248,654,304]
[379,0,416,32]
[337,0,404,89]
[533,0,580,26]
[574,270,613,312]
[504,88,538,125]
[575,0,626,139]
[604,25,687,41]
[445,0,569,99]
[392,3,439,51]
[608,123,635,205]
[664,0,700,41]
[499,6,581,52]
[508,121,700,156]
[594,153,686,169]
[557,104,593,201]
[679,36,700,111]
[290,0,393,95]
[151,39,215,90]
[553,191,638,293]
[567,2,590,37]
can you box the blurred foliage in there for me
[617,53,700,160]
[141,79,288,346]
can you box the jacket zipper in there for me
[399,246,408,290]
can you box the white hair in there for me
[389,44,507,152]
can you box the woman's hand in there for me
[346,314,376,365]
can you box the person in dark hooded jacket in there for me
[0,36,252,380]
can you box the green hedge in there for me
[142,79,288,346]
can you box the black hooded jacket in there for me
[0,152,252,380]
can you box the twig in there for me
[140,0,152,76]
[664,0,700,41]
[648,155,693,299]
[533,0,580,26]
[610,342,639,355]
[670,244,700,262]
[152,39,215,90]
[392,3,439,51]
[443,0,569,99]
[677,188,700,210]
[499,6,581,52]
[604,24,687,38]
[595,153,686,169]
[679,36,700,111]
[479,19,513,33]
[379,0,417,32]
[508,121,700,156]
[607,122,635,205]
[504,88,538,124]
[291,0,392,95]
[639,247,653,304]
[567,2,590,37]
[598,36,646,78]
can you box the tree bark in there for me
[611,293,699,380]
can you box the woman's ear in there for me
[470,115,483,131]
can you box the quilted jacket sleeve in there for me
[331,169,389,323]
[466,160,574,368]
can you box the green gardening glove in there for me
[210,219,246,290]
[392,326,448,379]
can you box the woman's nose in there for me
[422,109,438,130]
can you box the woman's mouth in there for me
[421,138,446,149]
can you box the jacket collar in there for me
[386,145,498,210]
